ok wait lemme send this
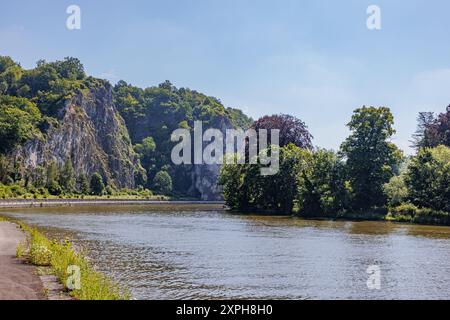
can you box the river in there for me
[1,205,450,300]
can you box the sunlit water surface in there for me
[2,205,450,300]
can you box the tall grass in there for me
[18,223,130,300]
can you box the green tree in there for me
[134,136,157,177]
[220,145,311,214]
[405,145,450,212]
[0,155,12,184]
[59,158,76,193]
[259,145,311,213]
[0,95,41,153]
[298,149,349,217]
[77,174,90,194]
[45,161,59,188]
[340,106,403,210]
[153,170,172,195]
[90,173,105,195]
[383,175,408,207]
[219,154,251,211]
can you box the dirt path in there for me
[0,221,45,300]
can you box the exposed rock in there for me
[13,82,144,188]
[189,116,235,201]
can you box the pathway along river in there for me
[1,205,450,300]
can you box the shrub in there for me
[47,180,62,195]
[413,208,450,226]
[383,175,408,207]
[153,170,172,195]
[89,173,104,195]
[21,224,130,300]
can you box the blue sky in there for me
[1,0,450,153]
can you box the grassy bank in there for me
[387,204,450,226]
[294,205,450,227]
[13,221,130,300]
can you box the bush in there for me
[10,184,26,196]
[413,208,450,226]
[383,175,408,207]
[21,224,130,300]
[89,173,104,195]
[105,185,114,196]
[153,171,172,195]
[388,203,418,222]
[47,180,62,195]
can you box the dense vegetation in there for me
[15,221,129,300]
[113,79,253,195]
[1,55,450,226]
[220,106,450,226]
[0,55,252,199]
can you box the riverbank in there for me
[0,220,45,300]
[0,199,225,209]
[0,217,129,300]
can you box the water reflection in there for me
[1,206,450,300]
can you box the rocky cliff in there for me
[188,116,235,201]
[13,82,144,188]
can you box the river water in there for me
[1,205,450,300]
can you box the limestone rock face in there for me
[14,83,143,188]
[189,116,234,201]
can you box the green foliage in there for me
[220,145,310,214]
[405,145,450,212]
[389,203,418,221]
[19,224,129,299]
[153,170,173,195]
[77,174,90,195]
[388,204,450,226]
[59,158,76,193]
[298,149,350,217]
[0,95,41,153]
[47,180,62,196]
[90,173,105,195]
[113,80,253,192]
[134,136,157,177]
[340,106,403,210]
[383,175,408,207]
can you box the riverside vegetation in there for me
[13,220,129,300]
[1,55,450,226]
[219,107,450,226]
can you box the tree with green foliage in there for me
[298,149,350,217]
[77,174,90,194]
[340,106,403,210]
[153,170,173,195]
[220,145,311,214]
[134,136,157,178]
[113,79,253,194]
[0,95,41,153]
[405,145,450,212]
[45,161,59,193]
[383,175,409,207]
[0,155,12,184]
[90,173,105,195]
[59,158,76,193]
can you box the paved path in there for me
[0,221,45,300]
